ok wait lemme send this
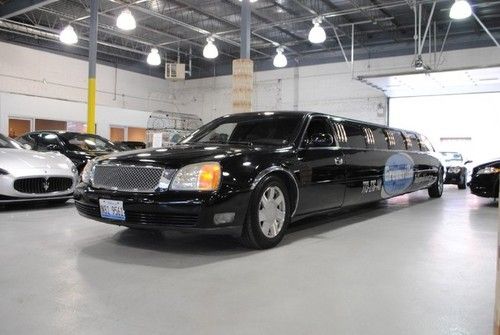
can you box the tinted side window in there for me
[392,131,406,150]
[373,128,389,150]
[419,135,434,152]
[16,134,36,148]
[407,133,420,152]
[303,117,335,145]
[37,133,62,151]
[343,123,366,149]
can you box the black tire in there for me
[458,171,467,190]
[239,175,291,249]
[428,168,444,198]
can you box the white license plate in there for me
[99,199,125,221]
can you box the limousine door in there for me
[296,117,346,214]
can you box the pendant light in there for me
[273,47,287,68]
[59,25,78,45]
[147,48,161,66]
[449,0,472,20]
[203,37,219,59]
[116,8,136,31]
[308,17,326,44]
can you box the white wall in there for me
[173,46,500,124]
[1,39,500,138]
[390,93,500,163]
[0,92,151,139]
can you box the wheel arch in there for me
[250,166,299,217]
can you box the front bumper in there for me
[444,172,463,184]
[470,174,499,198]
[73,184,251,236]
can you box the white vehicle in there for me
[0,134,78,204]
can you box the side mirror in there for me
[308,133,334,147]
[464,160,473,165]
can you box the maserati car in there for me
[469,158,500,198]
[16,131,120,173]
[0,134,78,205]
[74,112,443,249]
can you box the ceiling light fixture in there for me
[308,17,326,44]
[147,48,161,66]
[116,8,136,31]
[238,0,258,2]
[273,47,287,68]
[449,0,472,20]
[203,37,219,59]
[59,25,78,45]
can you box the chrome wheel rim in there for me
[258,186,286,238]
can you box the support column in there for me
[232,0,253,113]
[87,0,99,134]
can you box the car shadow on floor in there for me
[0,200,73,212]
[79,192,432,270]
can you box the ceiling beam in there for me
[0,0,60,19]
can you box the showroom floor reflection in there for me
[0,187,496,335]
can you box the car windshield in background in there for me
[60,133,116,153]
[182,114,304,146]
[0,134,23,149]
[441,152,463,162]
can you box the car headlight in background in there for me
[447,166,462,174]
[0,168,9,175]
[477,167,500,175]
[170,162,221,191]
[81,160,96,184]
[71,165,78,175]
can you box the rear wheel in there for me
[239,175,290,249]
[458,171,467,190]
[428,168,444,198]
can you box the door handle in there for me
[334,157,344,166]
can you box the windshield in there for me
[441,152,463,162]
[181,114,304,146]
[59,133,117,153]
[0,134,23,149]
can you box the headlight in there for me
[170,162,221,191]
[81,160,96,184]
[477,167,500,175]
[0,168,9,175]
[447,166,461,174]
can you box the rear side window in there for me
[372,128,389,150]
[419,135,434,152]
[392,131,406,150]
[342,123,366,149]
[406,133,420,152]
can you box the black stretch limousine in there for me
[75,112,443,249]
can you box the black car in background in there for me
[74,112,443,249]
[16,131,120,173]
[440,151,469,189]
[470,159,500,198]
[115,141,146,151]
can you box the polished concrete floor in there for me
[0,187,497,335]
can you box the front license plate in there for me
[99,199,126,221]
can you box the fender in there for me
[250,165,300,217]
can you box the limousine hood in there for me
[96,143,277,167]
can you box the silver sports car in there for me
[0,134,78,204]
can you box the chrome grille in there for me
[14,177,73,194]
[92,165,168,192]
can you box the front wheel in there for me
[428,168,444,198]
[239,175,291,249]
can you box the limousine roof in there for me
[226,111,422,137]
